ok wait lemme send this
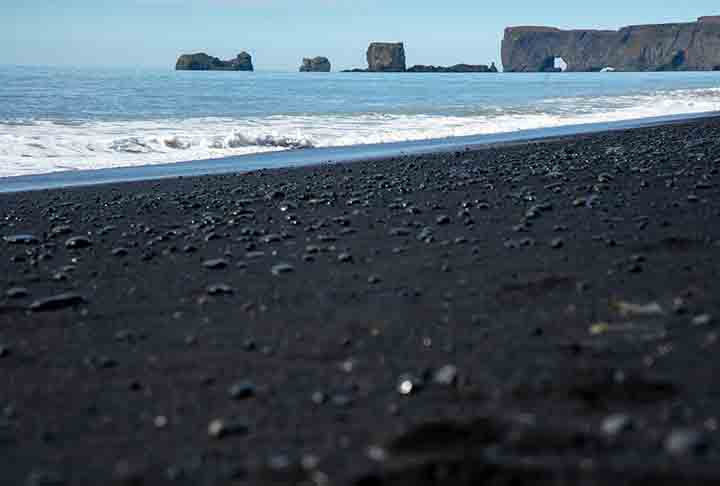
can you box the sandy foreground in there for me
[1,117,720,485]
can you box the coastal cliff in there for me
[300,57,331,72]
[502,16,720,72]
[176,52,253,71]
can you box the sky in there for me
[3,1,718,71]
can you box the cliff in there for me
[366,43,406,72]
[407,62,498,73]
[300,57,331,72]
[176,52,253,71]
[502,16,720,72]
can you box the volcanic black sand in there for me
[1,117,720,486]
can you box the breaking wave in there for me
[2,86,720,177]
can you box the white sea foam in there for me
[1,87,720,178]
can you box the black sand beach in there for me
[1,117,720,485]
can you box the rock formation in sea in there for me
[407,62,498,73]
[502,16,720,72]
[299,57,331,72]
[366,43,407,72]
[175,52,254,71]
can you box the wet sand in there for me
[1,117,720,485]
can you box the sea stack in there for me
[300,57,331,72]
[366,43,406,72]
[175,52,254,71]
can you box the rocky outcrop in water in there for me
[299,57,331,72]
[407,62,498,73]
[502,16,720,72]
[176,52,254,71]
[367,43,407,72]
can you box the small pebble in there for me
[5,287,29,299]
[664,428,709,456]
[433,364,458,386]
[207,283,234,296]
[271,263,295,276]
[203,259,229,270]
[601,414,634,436]
[692,314,713,326]
[29,293,86,312]
[397,374,423,395]
[208,418,249,439]
[65,236,92,249]
[435,215,451,225]
[3,234,38,245]
[228,381,256,400]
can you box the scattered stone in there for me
[112,248,128,257]
[433,364,458,386]
[435,215,451,225]
[550,237,564,249]
[311,391,327,405]
[397,373,423,395]
[271,263,295,276]
[337,252,353,263]
[29,293,86,312]
[389,227,410,237]
[331,394,353,407]
[65,236,92,249]
[154,415,168,429]
[664,428,709,456]
[3,234,38,245]
[50,225,72,236]
[692,314,713,326]
[207,283,234,296]
[208,418,249,439]
[5,287,29,299]
[228,381,256,400]
[601,414,634,436]
[203,258,229,270]
[367,275,382,284]
[614,301,664,318]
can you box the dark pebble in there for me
[228,381,256,400]
[3,234,38,245]
[5,287,29,299]
[207,283,234,296]
[65,236,92,249]
[271,263,295,276]
[203,258,229,270]
[664,428,710,456]
[208,418,249,439]
[29,293,86,312]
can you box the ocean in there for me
[1,65,720,179]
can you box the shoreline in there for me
[2,110,719,194]
[1,116,720,485]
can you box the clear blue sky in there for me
[3,1,718,71]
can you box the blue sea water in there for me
[1,65,719,179]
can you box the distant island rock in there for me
[502,16,720,72]
[407,62,498,73]
[342,43,497,73]
[176,52,253,71]
[300,57,331,72]
[367,43,407,72]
